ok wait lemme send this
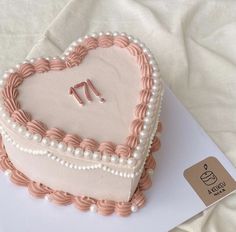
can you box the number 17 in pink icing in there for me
[69,79,105,106]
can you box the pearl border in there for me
[0,31,163,174]
[0,125,160,179]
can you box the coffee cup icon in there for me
[200,164,217,186]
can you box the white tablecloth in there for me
[0,0,236,231]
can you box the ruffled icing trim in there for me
[0,136,158,217]
[2,33,157,158]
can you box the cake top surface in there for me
[18,46,140,145]
[0,32,163,167]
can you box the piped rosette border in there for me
[0,135,158,216]
[0,31,163,176]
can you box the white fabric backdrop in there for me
[1,0,236,231]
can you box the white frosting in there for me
[18,47,141,144]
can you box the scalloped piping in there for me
[0,136,157,217]
[0,32,162,162]
[0,125,160,178]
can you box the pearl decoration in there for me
[90,204,97,213]
[66,145,75,154]
[147,169,154,176]
[102,154,110,162]
[41,137,50,146]
[24,131,33,140]
[50,139,58,148]
[74,148,83,157]
[11,122,19,130]
[32,134,42,143]
[131,204,138,213]
[111,155,119,163]
[128,35,133,40]
[1,111,9,119]
[72,41,78,46]
[44,194,52,201]
[127,158,136,167]
[0,79,5,86]
[98,32,104,36]
[93,151,101,161]
[133,151,142,159]
[140,130,148,138]
[23,60,30,64]
[17,126,26,134]
[113,31,119,36]
[91,32,98,38]
[6,118,12,124]
[3,72,9,79]
[58,142,67,151]
[119,157,127,165]
[84,150,92,159]
[8,68,16,73]
[4,169,12,176]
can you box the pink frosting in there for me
[80,138,99,152]
[50,191,73,205]
[142,77,153,89]
[113,36,129,48]
[27,120,47,136]
[74,196,96,211]
[18,63,35,78]
[6,73,23,88]
[150,136,161,153]
[115,202,132,217]
[141,64,152,77]
[46,128,65,141]
[140,89,151,103]
[63,134,82,147]
[98,142,115,154]
[115,144,131,157]
[125,135,138,149]
[10,170,30,186]
[83,37,98,50]
[11,109,32,126]
[74,45,88,59]
[65,52,81,68]
[130,119,144,135]
[0,155,14,171]
[28,182,52,198]
[135,103,148,119]
[131,188,145,208]
[2,86,18,100]
[50,59,66,71]
[157,122,162,133]
[34,58,50,73]
[97,200,115,216]
[4,98,20,114]
[145,154,156,170]
[127,43,142,56]
[98,35,113,48]
[137,53,149,66]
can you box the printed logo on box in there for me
[184,157,236,206]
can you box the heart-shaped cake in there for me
[0,32,163,216]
